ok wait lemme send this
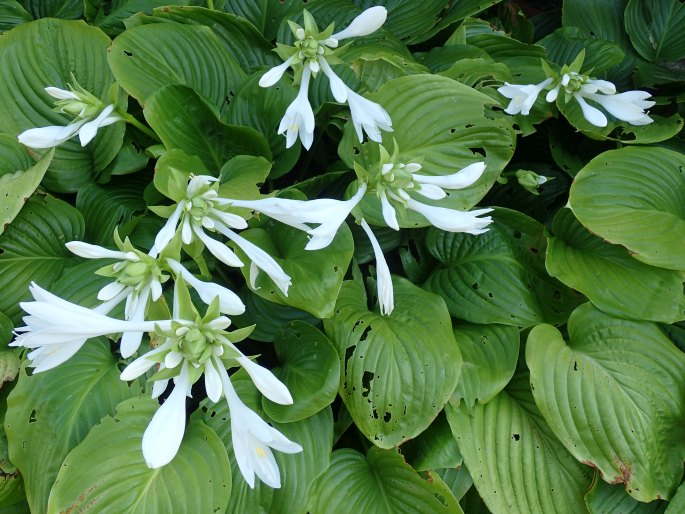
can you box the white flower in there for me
[153,175,292,296]
[220,367,302,488]
[497,78,553,116]
[403,197,493,234]
[278,67,315,150]
[11,282,170,371]
[573,94,608,127]
[413,162,486,191]
[326,6,387,46]
[360,219,394,315]
[345,87,393,143]
[141,361,192,468]
[582,90,655,126]
[236,356,293,405]
[17,86,122,149]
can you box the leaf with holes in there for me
[201,370,333,514]
[0,18,125,192]
[527,304,685,502]
[585,475,667,514]
[234,221,354,319]
[5,340,132,514]
[47,397,230,514]
[446,370,593,514]
[423,209,581,327]
[309,447,464,514]
[262,321,340,423]
[324,277,461,448]
[546,208,685,323]
[570,146,685,270]
[0,196,83,324]
[338,74,515,228]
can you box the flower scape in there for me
[1,2,684,513]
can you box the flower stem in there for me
[120,113,161,142]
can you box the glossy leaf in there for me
[324,278,461,448]
[527,304,685,501]
[625,0,685,62]
[585,476,667,514]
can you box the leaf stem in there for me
[120,113,161,142]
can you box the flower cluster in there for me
[259,7,393,148]
[498,52,655,127]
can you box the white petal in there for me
[181,217,193,244]
[211,209,248,230]
[120,356,158,381]
[97,281,128,302]
[278,67,315,150]
[17,121,84,149]
[78,105,119,146]
[413,162,486,190]
[360,219,394,315]
[153,201,185,254]
[28,340,85,373]
[259,57,294,88]
[574,94,608,127]
[66,241,131,260]
[406,198,494,234]
[586,79,616,95]
[192,225,244,268]
[165,351,183,369]
[319,57,347,103]
[415,183,446,200]
[330,6,387,41]
[379,190,399,231]
[45,87,79,100]
[142,365,190,468]
[205,358,223,403]
[152,378,169,399]
[345,87,392,143]
[237,356,293,405]
[219,197,311,232]
[546,85,560,103]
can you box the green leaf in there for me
[310,447,463,514]
[201,371,333,514]
[109,22,245,116]
[400,411,463,472]
[262,321,340,423]
[539,27,625,73]
[446,370,593,514]
[666,482,685,513]
[75,172,150,246]
[221,0,303,41]
[423,209,581,327]
[569,146,685,270]
[585,475,667,514]
[339,74,515,226]
[0,196,83,324]
[0,18,125,192]
[324,278,461,448]
[18,0,82,19]
[218,155,271,201]
[94,0,189,36]
[0,352,19,387]
[451,322,520,410]
[0,1,32,32]
[546,208,685,323]
[235,222,354,318]
[466,33,548,83]
[47,397,230,514]
[625,0,685,62]
[526,304,685,502]
[144,85,271,171]
[0,313,12,349]
[0,147,53,237]
[224,72,300,179]
[352,0,448,43]
[0,136,32,178]
[5,340,132,514]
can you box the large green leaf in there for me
[666,482,685,513]
[451,322,520,410]
[93,0,189,36]
[526,304,685,502]
[0,18,125,192]
[220,0,305,41]
[235,221,354,318]
[18,0,82,19]
[144,85,271,171]
[399,411,463,472]
[324,278,461,448]
[0,1,31,32]
[446,370,593,514]
[47,397,230,514]
[108,22,246,117]
[539,27,625,73]
[201,371,333,514]
[423,209,581,327]
[5,340,132,514]
[569,146,685,271]
[309,447,464,514]
[0,196,83,323]
[547,208,685,323]
[625,0,685,62]
[262,321,340,423]
[353,0,448,43]
[339,75,514,227]
[585,476,667,514]
[0,136,32,179]
[0,147,52,237]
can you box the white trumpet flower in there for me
[498,78,553,115]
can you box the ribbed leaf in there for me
[423,209,581,327]
[0,196,83,323]
[400,412,463,472]
[539,27,624,73]
[338,74,515,226]
[353,0,447,43]
[526,304,685,501]
[5,340,132,514]
[451,322,520,410]
[109,22,246,117]
[94,0,189,36]
[47,397,230,514]
[19,0,82,19]
[585,477,667,514]
[144,85,271,171]
[324,278,461,448]
[446,370,593,514]
[569,147,685,271]
[546,208,685,323]
[309,447,464,514]
[201,371,332,514]
[0,18,125,192]
[262,321,340,423]
[625,0,685,62]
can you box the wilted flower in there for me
[260,6,392,147]
[17,83,122,149]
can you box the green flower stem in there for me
[120,113,161,142]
